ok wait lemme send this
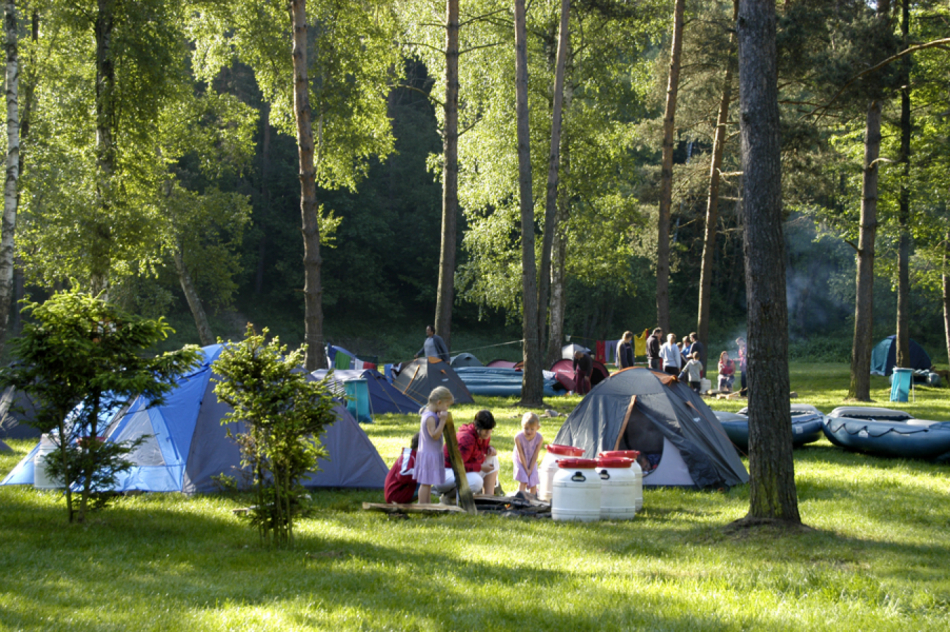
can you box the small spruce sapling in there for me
[212,324,337,547]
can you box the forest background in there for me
[1,0,947,369]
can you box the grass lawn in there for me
[2,362,949,631]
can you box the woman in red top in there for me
[718,351,736,392]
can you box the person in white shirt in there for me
[659,333,682,376]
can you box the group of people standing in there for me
[640,329,707,390]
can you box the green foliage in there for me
[212,325,338,547]
[0,288,202,522]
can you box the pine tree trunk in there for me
[848,99,881,401]
[174,248,215,346]
[848,1,891,400]
[0,0,19,359]
[514,0,543,407]
[943,233,950,368]
[91,0,116,296]
[546,92,572,368]
[537,0,570,360]
[697,0,737,350]
[291,0,326,370]
[290,0,326,371]
[434,0,459,348]
[255,104,271,295]
[656,0,685,333]
[736,0,799,525]
[895,0,910,369]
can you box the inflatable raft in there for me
[823,407,950,461]
[713,404,825,452]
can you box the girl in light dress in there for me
[513,412,543,495]
[413,386,453,504]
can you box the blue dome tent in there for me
[869,336,932,377]
[2,345,388,492]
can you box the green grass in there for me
[2,362,950,631]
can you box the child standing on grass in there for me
[513,412,543,495]
[413,386,453,504]
[680,352,703,393]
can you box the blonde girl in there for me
[413,386,453,503]
[513,412,543,494]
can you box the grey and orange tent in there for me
[553,367,748,488]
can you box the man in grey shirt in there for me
[416,325,450,362]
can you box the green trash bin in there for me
[890,368,913,403]
[344,378,372,423]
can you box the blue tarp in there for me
[453,366,563,397]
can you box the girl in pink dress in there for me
[413,386,453,504]
[513,412,543,494]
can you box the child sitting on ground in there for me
[413,386,453,504]
[384,433,419,504]
[513,412,543,495]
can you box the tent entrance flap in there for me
[617,402,666,474]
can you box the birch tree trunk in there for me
[537,0,570,359]
[736,0,800,525]
[697,0,737,351]
[0,0,19,358]
[655,0,685,333]
[291,0,326,370]
[514,0,543,407]
[91,0,116,296]
[434,0,459,348]
[174,248,215,346]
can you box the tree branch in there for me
[460,8,509,27]
[810,38,950,121]
[394,83,444,110]
[459,41,504,56]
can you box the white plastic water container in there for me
[596,457,639,520]
[598,450,643,511]
[551,458,602,522]
[34,434,63,490]
[700,378,711,393]
[538,444,585,501]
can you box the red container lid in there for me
[598,450,641,460]
[556,458,599,469]
[596,457,633,468]
[546,444,585,457]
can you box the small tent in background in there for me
[0,387,40,440]
[486,359,518,369]
[550,358,610,390]
[553,368,748,488]
[1,344,388,492]
[311,368,418,416]
[392,357,475,406]
[561,343,591,360]
[870,336,932,376]
[450,353,483,368]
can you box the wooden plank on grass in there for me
[362,502,465,515]
[443,412,478,515]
